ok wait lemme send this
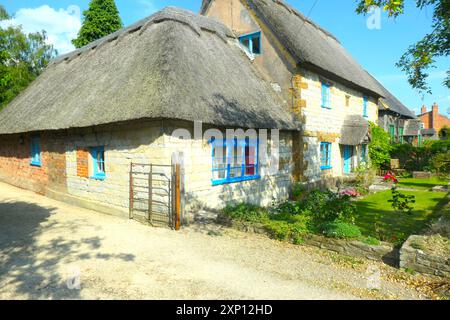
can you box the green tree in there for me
[369,122,392,169]
[0,5,57,110]
[356,0,449,94]
[72,0,123,48]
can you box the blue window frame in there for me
[320,142,332,170]
[363,96,368,118]
[211,137,260,186]
[321,82,331,109]
[361,144,368,163]
[90,146,106,180]
[239,31,262,55]
[30,135,42,167]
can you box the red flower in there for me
[383,172,399,184]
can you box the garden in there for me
[219,123,450,252]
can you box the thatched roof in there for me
[202,0,417,117]
[374,79,415,119]
[339,115,370,146]
[204,0,387,98]
[0,7,299,135]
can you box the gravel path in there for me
[0,182,431,300]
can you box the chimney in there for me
[421,105,427,114]
[431,103,439,129]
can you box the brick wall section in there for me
[0,132,67,194]
[0,133,49,194]
[76,149,89,178]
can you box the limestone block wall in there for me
[160,120,294,210]
[63,121,168,215]
[60,120,294,215]
[298,69,378,181]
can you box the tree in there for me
[356,0,449,94]
[72,0,123,48]
[0,5,57,110]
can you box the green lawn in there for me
[397,177,449,191]
[355,190,449,244]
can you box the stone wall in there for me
[0,119,295,218]
[218,216,397,265]
[400,235,450,278]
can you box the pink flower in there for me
[340,188,361,198]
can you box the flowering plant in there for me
[339,188,361,198]
[383,172,399,184]
[382,172,415,215]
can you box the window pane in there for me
[241,39,250,52]
[245,145,257,176]
[252,36,261,54]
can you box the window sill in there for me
[30,162,42,167]
[90,175,106,181]
[212,175,261,186]
[321,106,332,110]
[321,166,332,171]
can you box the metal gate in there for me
[129,163,181,229]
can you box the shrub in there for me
[291,182,304,201]
[264,216,310,242]
[320,222,362,239]
[368,122,392,169]
[300,190,358,224]
[390,140,450,172]
[222,203,267,222]
[430,152,450,179]
[362,236,381,246]
[354,164,376,193]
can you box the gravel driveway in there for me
[0,182,433,300]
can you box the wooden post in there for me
[174,163,181,231]
[129,163,133,220]
[148,164,153,223]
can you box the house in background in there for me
[418,103,450,140]
[376,84,417,144]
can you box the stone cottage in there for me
[201,0,403,180]
[0,2,412,222]
[0,8,299,219]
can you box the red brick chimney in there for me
[421,105,427,114]
[431,103,439,129]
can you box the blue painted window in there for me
[90,146,106,180]
[30,135,41,167]
[361,144,368,163]
[239,31,261,55]
[363,96,368,118]
[321,82,331,109]
[211,138,260,185]
[320,142,332,170]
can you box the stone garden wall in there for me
[217,216,398,265]
[400,235,450,278]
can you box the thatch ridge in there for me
[243,0,386,97]
[0,7,299,135]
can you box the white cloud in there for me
[139,0,158,15]
[0,5,82,55]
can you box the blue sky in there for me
[1,0,449,115]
